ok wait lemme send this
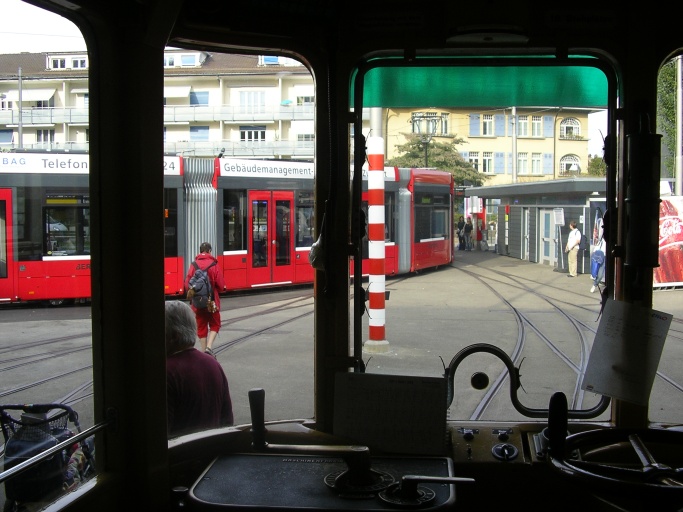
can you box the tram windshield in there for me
[4,2,683,512]
[347,53,677,426]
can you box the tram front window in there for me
[348,54,678,428]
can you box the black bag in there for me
[188,261,216,309]
[578,233,589,251]
[2,412,73,502]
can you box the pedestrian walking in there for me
[185,242,226,357]
[457,216,466,250]
[464,217,474,251]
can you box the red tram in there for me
[0,153,453,305]
[0,152,184,305]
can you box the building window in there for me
[190,126,209,141]
[482,151,493,173]
[48,54,87,69]
[440,113,449,135]
[163,55,176,67]
[37,129,55,144]
[560,154,581,175]
[0,98,12,110]
[468,151,479,171]
[482,114,493,136]
[517,152,528,174]
[297,134,314,142]
[532,116,542,137]
[240,126,266,142]
[180,54,198,66]
[189,91,209,106]
[560,118,581,139]
[517,115,528,136]
[531,153,542,174]
[239,91,266,114]
[36,97,55,109]
[297,96,314,106]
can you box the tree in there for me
[657,60,676,177]
[385,133,488,186]
[587,154,606,176]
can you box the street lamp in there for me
[414,113,440,167]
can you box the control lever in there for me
[547,391,568,459]
[248,388,395,494]
[378,475,475,507]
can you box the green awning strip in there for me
[359,65,608,108]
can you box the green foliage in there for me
[657,60,676,177]
[587,154,606,176]
[385,134,489,186]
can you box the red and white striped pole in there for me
[364,136,389,352]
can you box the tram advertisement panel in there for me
[654,195,683,288]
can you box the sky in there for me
[0,0,86,53]
[1,0,606,156]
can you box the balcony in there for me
[0,104,371,127]
[0,141,89,152]
[164,140,315,158]
[559,134,587,142]
[164,104,317,123]
[0,107,89,125]
[0,140,314,158]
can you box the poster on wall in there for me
[589,201,607,247]
[654,195,683,288]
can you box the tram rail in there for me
[1,252,681,434]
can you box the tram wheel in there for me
[47,298,73,307]
[548,427,683,509]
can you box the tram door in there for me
[0,189,16,302]
[248,191,295,287]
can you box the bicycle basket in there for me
[1,409,72,502]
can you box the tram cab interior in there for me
[2,1,683,511]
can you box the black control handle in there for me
[547,391,568,459]
[248,388,268,449]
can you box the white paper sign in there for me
[333,372,447,455]
[582,299,672,406]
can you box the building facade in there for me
[383,107,596,186]
[0,49,601,185]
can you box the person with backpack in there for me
[185,242,226,357]
[564,220,581,277]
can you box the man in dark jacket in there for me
[185,242,226,357]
